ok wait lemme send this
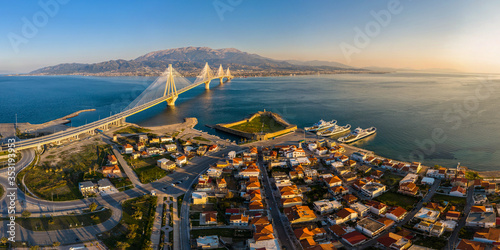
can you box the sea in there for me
[1,72,499,171]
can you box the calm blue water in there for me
[1,72,500,171]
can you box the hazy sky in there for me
[1,0,499,73]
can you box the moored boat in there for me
[317,124,351,136]
[338,127,376,143]
[304,119,337,132]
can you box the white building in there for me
[192,192,208,205]
[197,235,219,249]
[313,199,342,214]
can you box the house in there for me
[450,186,467,197]
[474,194,488,205]
[446,211,461,221]
[414,221,445,237]
[157,158,176,171]
[366,200,388,215]
[400,173,419,184]
[192,191,208,205]
[371,170,384,179]
[206,167,223,178]
[343,194,358,204]
[282,197,303,208]
[386,206,408,222]
[107,154,118,165]
[377,232,412,250]
[208,144,218,152]
[324,175,342,187]
[230,214,249,226]
[164,144,177,152]
[123,144,134,154]
[399,182,419,196]
[410,162,422,173]
[280,185,302,199]
[426,202,445,212]
[421,177,435,185]
[313,199,342,214]
[102,165,121,175]
[342,231,368,247]
[328,225,355,237]
[248,200,265,212]
[473,228,500,244]
[451,177,469,187]
[136,142,146,151]
[353,179,366,190]
[216,178,227,189]
[197,235,219,249]
[160,136,173,143]
[329,185,349,196]
[79,181,96,195]
[131,151,141,159]
[331,208,358,225]
[200,211,217,225]
[149,137,160,144]
[456,239,485,250]
[360,182,386,198]
[239,164,260,179]
[466,212,496,228]
[414,207,440,223]
[250,216,270,227]
[351,152,367,162]
[356,217,386,237]
[284,205,317,224]
[197,146,208,156]
[485,182,497,194]
[176,155,187,166]
[349,202,370,217]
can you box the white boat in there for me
[304,119,337,132]
[317,124,351,137]
[338,127,376,143]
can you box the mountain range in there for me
[28,47,371,77]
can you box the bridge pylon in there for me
[201,62,213,90]
[164,64,178,106]
[226,68,232,80]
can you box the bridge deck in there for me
[1,75,232,151]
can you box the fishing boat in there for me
[338,127,376,143]
[317,124,351,136]
[304,119,337,132]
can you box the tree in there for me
[89,202,98,212]
[126,232,136,239]
[128,224,139,232]
[132,210,143,220]
[22,210,31,218]
[52,242,61,247]
[0,237,8,244]
[116,241,130,250]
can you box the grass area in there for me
[193,136,210,142]
[99,195,157,250]
[177,194,184,217]
[375,191,419,210]
[190,228,252,239]
[23,144,112,201]
[125,154,174,169]
[380,172,404,188]
[110,177,133,190]
[0,185,3,198]
[134,165,167,184]
[115,126,151,134]
[304,184,330,205]
[229,115,286,133]
[465,171,482,180]
[413,236,448,250]
[17,209,112,231]
[431,193,467,206]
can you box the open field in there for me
[134,165,167,183]
[375,191,419,210]
[380,172,404,188]
[230,115,286,133]
[431,193,467,206]
[23,143,112,201]
[115,125,151,134]
[17,209,112,231]
[99,195,157,250]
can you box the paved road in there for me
[445,185,474,250]
[179,146,240,250]
[258,150,301,250]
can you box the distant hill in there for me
[285,59,352,69]
[28,47,369,77]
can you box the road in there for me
[445,185,474,250]
[257,148,301,250]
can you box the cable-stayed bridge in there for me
[1,63,233,151]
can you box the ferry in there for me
[338,127,376,143]
[304,119,337,132]
[317,124,351,137]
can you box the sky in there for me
[1,0,499,74]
